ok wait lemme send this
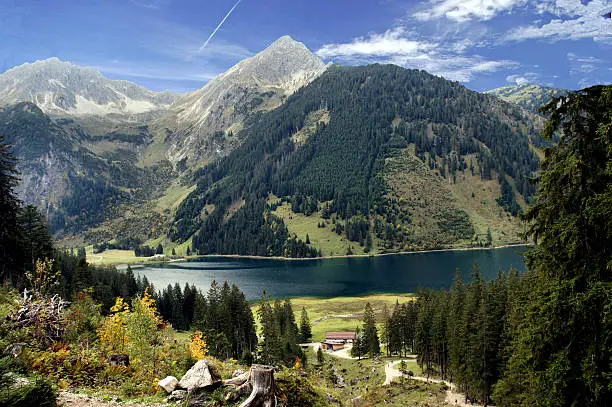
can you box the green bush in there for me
[275,369,330,407]
[0,357,57,407]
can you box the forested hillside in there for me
[172,64,540,257]
[0,102,174,235]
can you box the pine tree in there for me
[18,205,54,272]
[494,86,612,406]
[299,307,312,343]
[362,302,380,356]
[350,327,366,359]
[0,136,22,285]
[447,270,467,385]
[381,304,391,356]
[316,346,324,364]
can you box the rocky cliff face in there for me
[0,102,82,210]
[159,35,328,166]
[0,57,176,118]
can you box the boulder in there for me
[158,376,179,393]
[168,389,187,402]
[178,360,221,393]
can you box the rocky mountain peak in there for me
[221,35,327,93]
[0,58,176,117]
[162,35,328,165]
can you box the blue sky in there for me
[0,0,610,93]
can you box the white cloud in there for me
[414,0,525,22]
[566,51,612,88]
[506,0,612,42]
[316,28,435,59]
[505,72,540,85]
[316,29,518,83]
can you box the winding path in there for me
[383,360,474,407]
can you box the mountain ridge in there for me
[156,35,328,166]
[0,57,177,118]
[485,83,567,112]
[0,37,543,258]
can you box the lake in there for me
[136,246,527,300]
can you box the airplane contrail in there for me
[199,0,242,51]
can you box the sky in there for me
[0,0,610,93]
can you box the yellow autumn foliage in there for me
[98,297,129,354]
[190,330,208,360]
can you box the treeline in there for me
[257,297,310,366]
[134,244,163,257]
[190,198,318,258]
[55,251,153,311]
[408,266,519,404]
[156,281,257,361]
[408,86,612,406]
[172,64,538,256]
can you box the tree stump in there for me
[239,365,276,407]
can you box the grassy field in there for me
[155,181,196,212]
[362,380,447,406]
[272,202,372,257]
[448,155,525,245]
[251,294,414,342]
[85,247,141,265]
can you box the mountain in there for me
[152,35,328,166]
[0,102,174,237]
[485,84,567,112]
[0,57,176,118]
[0,36,328,245]
[1,39,544,258]
[171,64,541,257]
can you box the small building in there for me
[325,332,356,343]
[321,340,345,351]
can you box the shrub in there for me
[275,368,329,407]
[0,356,57,407]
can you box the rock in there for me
[168,389,187,402]
[4,343,27,358]
[158,376,179,393]
[106,354,129,366]
[178,360,221,393]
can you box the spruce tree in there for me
[299,307,312,343]
[18,205,54,272]
[0,136,22,285]
[362,302,380,356]
[494,86,612,406]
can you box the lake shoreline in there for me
[184,242,531,263]
[124,243,530,268]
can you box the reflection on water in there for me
[138,246,527,300]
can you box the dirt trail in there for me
[59,392,167,407]
[383,360,474,407]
